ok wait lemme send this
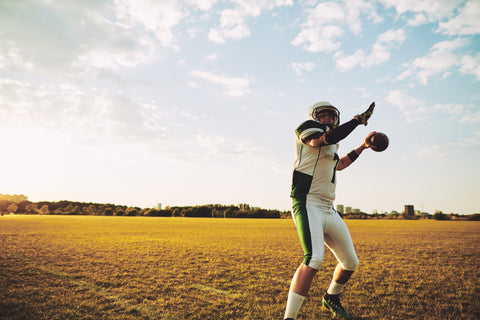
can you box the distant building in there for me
[156,203,162,210]
[416,210,430,217]
[345,206,352,214]
[404,205,415,217]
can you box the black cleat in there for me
[322,293,350,318]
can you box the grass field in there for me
[1,215,479,319]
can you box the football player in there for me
[284,101,375,319]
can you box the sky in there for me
[1,0,479,215]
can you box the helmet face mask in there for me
[308,101,340,127]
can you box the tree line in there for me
[0,200,291,219]
[1,200,478,220]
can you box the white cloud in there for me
[458,53,480,80]
[292,0,380,53]
[208,9,251,44]
[180,110,199,120]
[385,90,479,124]
[333,50,365,71]
[437,0,480,35]
[0,0,308,76]
[460,130,480,146]
[188,70,253,96]
[459,109,480,124]
[433,103,464,115]
[292,24,344,53]
[187,81,200,88]
[208,0,293,44]
[178,132,286,173]
[384,89,426,122]
[0,2,96,73]
[186,0,220,11]
[76,38,158,71]
[377,28,405,43]
[290,61,316,76]
[417,143,456,158]
[0,78,168,146]
[113,0,188,49]
[406,13,427,26]
[292,25,344,52]
[355,86,372,98]
[380,0,463,21]
[291,2,345,53]
[0,0,193,76]
[334,29,405,71]
[396,38,472,85]
[385,89,423,108]
[194,133,226,157]
[187,27,200,38]
[205,52,220,61]
[343,0,383,32]
[188,135,287,174]
[233,141,285,171]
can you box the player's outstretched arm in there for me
[337,132,376,170]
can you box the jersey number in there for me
[331,153,339,183]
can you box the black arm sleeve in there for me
[324,118,360,144]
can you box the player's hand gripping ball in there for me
[368,132,389,152]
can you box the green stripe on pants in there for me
[292,197,312,266]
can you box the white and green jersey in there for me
[291,120,339,203]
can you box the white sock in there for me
[284,291,305,319]
[327,280,345,295]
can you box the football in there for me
[368,132,389,152]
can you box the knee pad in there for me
[340,255,359,271]
[306,254,324,270]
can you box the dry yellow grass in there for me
[0,215,479,319]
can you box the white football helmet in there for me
[307,101,340,127]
